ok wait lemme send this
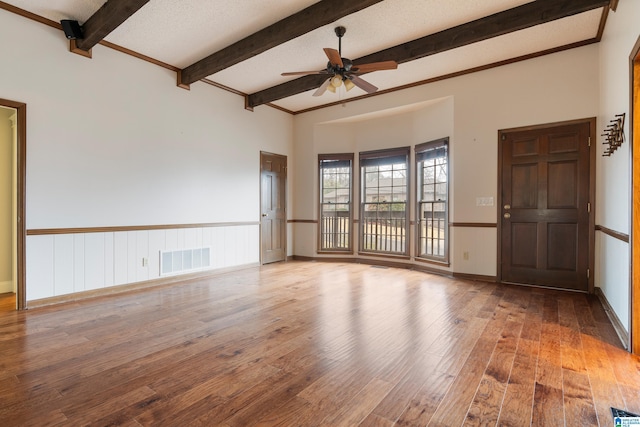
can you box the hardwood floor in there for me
[0,261,638,426]
[0,292,15,311]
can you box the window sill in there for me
[317,250,354,255]
[358,252,410,260]
[415,257,450,267]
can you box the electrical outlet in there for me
[142,257,148,267]
[463,251,469,260]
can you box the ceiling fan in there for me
[281,26,398,96]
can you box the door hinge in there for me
[587,268,590,279]
[588,202,591,213]
[588,136,591,147]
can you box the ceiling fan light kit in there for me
[282,26,398,98]
[344,78,356,91]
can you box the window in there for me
[319,154,353,251]
[416,138,449,262]
[360,147,410,255]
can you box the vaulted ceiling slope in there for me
[0,0,614,114]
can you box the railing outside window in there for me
[320,208,350,250]
[416,138,449,262]
[361,202,406,252]
[319,155,352,251]
[418,201,446,257]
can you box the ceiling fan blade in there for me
[313,77,332,97]
[281,70,328,76]
[349,75,378,94]
[351,61,398,73]
[323,48,343,68]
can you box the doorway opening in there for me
[0,99,26,311]
[260,152,287,264]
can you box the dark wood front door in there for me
[499,120,594,292]
[260,152,287,264]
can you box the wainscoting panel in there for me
[211,227,224,269]
[127,231,137,284]
[54,234,74,296]
[25,235,54,300]
[85,233,105,291]
[73,234,85,293]
[148,229,166,282]
[104,232,115,288]
[135,230,149,283]
[25,224,260,302]
[114,232,128,286]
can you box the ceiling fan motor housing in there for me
[326,58,353,75]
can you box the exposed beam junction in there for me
[75,0,150,51]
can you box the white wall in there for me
[0,108,12,292]
[0,10,294,301]
[596,0,640,334]
[293,45,599,278]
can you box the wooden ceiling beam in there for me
[178,0,383,87]
[247,0,610,109]
[75,0,150,51]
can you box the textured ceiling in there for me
[2,0,608,113]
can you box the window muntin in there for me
[416,139,449,262]
[360,148,409,255]
[319,155,353,251]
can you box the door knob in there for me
[504,213,511,219]
[504,204,511,210]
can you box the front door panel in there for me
[500,122,591,291]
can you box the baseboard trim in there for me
[452,272,498,283]
[595,287,629,349]
[0,281,13,294]
[27,262,260,309]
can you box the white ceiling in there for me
[3,0,607,113]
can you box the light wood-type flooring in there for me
[1,261,639,426]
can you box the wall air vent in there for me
[160,247,211,276]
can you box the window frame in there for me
[318,153,354,253]
[415,137,450,264]
[359,147,410,256]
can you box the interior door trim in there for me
[497,117,596,293]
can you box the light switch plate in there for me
[476,197,494,206]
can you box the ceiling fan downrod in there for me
[335,26,346,56]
